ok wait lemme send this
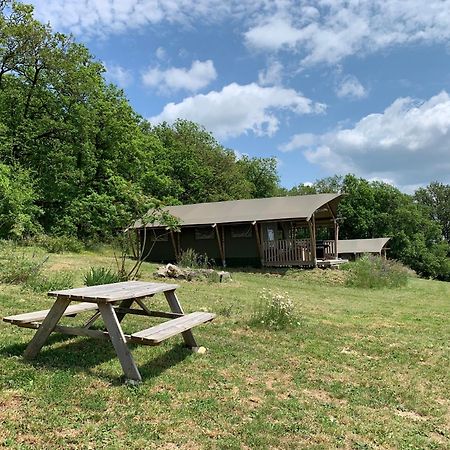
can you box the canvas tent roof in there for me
[338,238,391,254]
[135,193,343,228]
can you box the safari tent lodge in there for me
[134,193,347,268]
[337,237,391,260]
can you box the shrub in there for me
[250,289,298,330]
[177,248,213,269]
[84,267,123,286]
[32,234,84,253]
[25,272,74,293]
[0,242,47,284]
[344,255,409,289]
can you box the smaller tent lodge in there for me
[134,193,346,268]
[337,237,391,260]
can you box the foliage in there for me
[32,234,84,253]
[415,182,450,243]
[151,120,255,203]
[0,241,46,283]
[84,266,123,286]
[0,163,41,239]
[177,248,213,269]
[25,271,74,292]
[250,288,298,330]
[344,255,410,289]
[237,156,280,198]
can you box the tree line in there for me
[0,2,449,280]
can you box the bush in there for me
[250,289,298,330]
[32,234,84,253]
[84,266,123,286]
[0,242,47,284]
[177,248,213,269]
[344,255,409,289]
[25,272,74,293]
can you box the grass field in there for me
[0,249,449,449]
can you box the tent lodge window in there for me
[231,225,252,238]
[195,227,214,240]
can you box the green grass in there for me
[0,248,449,449]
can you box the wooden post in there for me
[334,220,339,259]
[253,221,264,265]
[308,215,317,267]
[170,230,179,261]
[213,224,225,267]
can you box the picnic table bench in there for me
[3,281,215,383]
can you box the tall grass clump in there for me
[250,289,298,330]
[345,255,409,289]
[0,242,47,284]
[177,248,213,269]
[84,266,123,286]
[31,234,84,253]
[25,272,74,293]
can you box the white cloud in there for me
[335,75,367,100]
[149,82,325,139]
[29,1,450,65]
[244,1,450,66]
[155,47,167,61]
[104,63,133,88]
[280,92,450,187]
[29,0,258,35]
[245,16,304,51]
[142,60,217,93]
[258,60,283,86]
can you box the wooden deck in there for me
[262,238,345,268]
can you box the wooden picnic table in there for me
[3,281,215,383]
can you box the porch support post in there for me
[213,224,226,267]
[308,215,317,268]
[334,220,339,259]
[253,221,264,266]
[170,230,179,261]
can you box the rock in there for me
[217,271,232,282]
[154,264,232,283]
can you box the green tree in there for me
[237,156,280,198]
[0,162,41,238]
[415,182,450,243]
[151,120,253,203]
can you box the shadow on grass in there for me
[1,333,191,384]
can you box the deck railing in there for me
[322,239,337,259]
[263,238,339,266]
[263,239,313,266]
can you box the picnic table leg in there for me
[115,298,134,323]
[24,297,71,360]
[164,290,199,350]
[97,303,142,383]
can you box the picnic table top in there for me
[48,281,179,303]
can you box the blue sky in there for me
[29,0,450,191]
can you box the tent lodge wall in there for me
[139,224,261,267]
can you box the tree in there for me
[414,182,450,243]
[0,162,41,238]
[151,120,253,203]
[237,156,280,198]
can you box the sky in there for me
[28,0,450,192]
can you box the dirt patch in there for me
[303,388,348,406]
[0,392,23,420]
[395,409,427,421]
[340,346,380,360]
